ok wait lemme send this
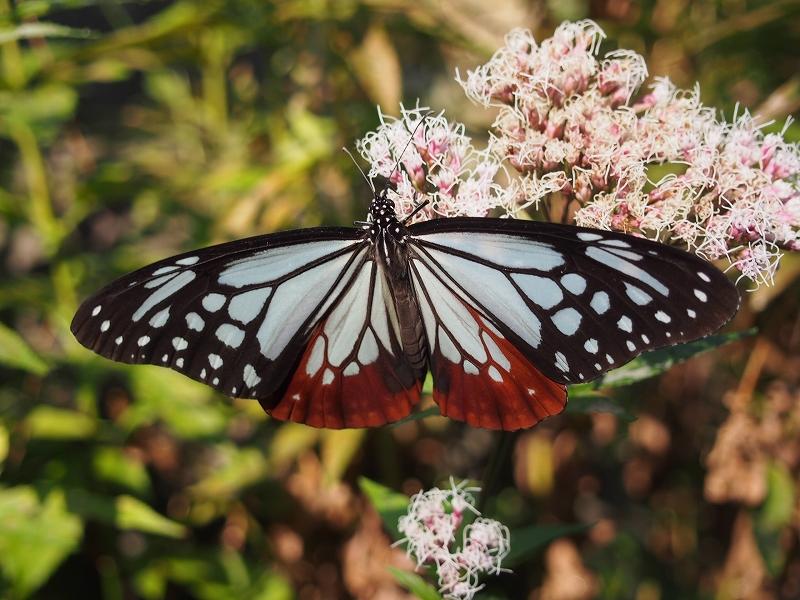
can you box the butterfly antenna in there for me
[388,111,432,182]
[402,198,430,224]
[343,146,375,193]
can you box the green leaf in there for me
[24,406,97,440]
[93,447,151,495]
[65,489,186,538]
[503,522,590,568]
[754,462,796,576]
[564,392,636,422]
[590,329,753,389]
[189,445,269,501]
[321,429,365,483]
[359,477,409,540]
[388,567,442,600]
[0,22,94,44]
[0,321,49,375]
[0,487,83,598]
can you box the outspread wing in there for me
[71,228,370,403]
[408,217,739,427]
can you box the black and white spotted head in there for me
[367,189,405,241]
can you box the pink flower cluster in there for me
[457,21,800,286]
[357,21,799,286]
[357,105,515,221]
[396,480,511,600]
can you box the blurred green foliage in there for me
[1,0,799,598]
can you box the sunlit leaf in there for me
[0,22,94,44]
[321,429,365,483]
[0,487,83,598]
[66,489,186,538]
[24,406,97,440]
[359,477,409,540]
[754,462,796,576]
[0,321,49,375]
[92,447,151,495]
[190,445,269,500]
[388,567,442,600]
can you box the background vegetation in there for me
[1,0,799,598]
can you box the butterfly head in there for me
[367,189,405,241]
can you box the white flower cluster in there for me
[356,105,516,221]
[456,20,800,286]
[397,480,511,600]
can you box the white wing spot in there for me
[482,332,510,371]
[208,354,223,369]
[200,368,206,379]
[150,307,170,328]
[153,266,179,276]
[617,315,633,333]
[552,308,582,336]
[626,340,636,351]
[92,305,102,316]
[655,311,671,323]
[586,247,669,296]
[590,291,610,314]
[322,368,335,385]
[625,283,653,306]
[599,238,631,248]
[463,360,479,375]
[115,336,123,345]
[202,293,226,312]
[243,364,261,388]
[584,338,599,353]
[687,308,697,318]
[578,232,602,241]
[100,320,110,332]
[176,256,199,266]
[698,271,711,282]
[357,330,380,365]
[176,358,184,368]
[694,289,708,302]
[306,337,325,376]
[594,362,602,370]
[137,336,150,346]
[212,377,219,385]
[343,362,360,377]
[144,273,177,289]
[606,354,615,364]
[555,351,569,372]
[488,366,503,382]
[161,354,168,362]
[228,288,271,324]
[215,323,245,349]
[172,337,188,351]
[641,334,650,343]
[512,273,563,309]
[561,273,587,295]
[134,271,196,320]
[185,312,204,331]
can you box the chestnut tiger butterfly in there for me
[72,185,739,431]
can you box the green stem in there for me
[477,431,518,514]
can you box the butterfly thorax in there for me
[366,191,427,374]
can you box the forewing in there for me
[409,217,739,386]
[267,260,423,427]
[71,228,369,401]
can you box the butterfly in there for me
[72,189,740,431]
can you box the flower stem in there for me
[478,431,518,514]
